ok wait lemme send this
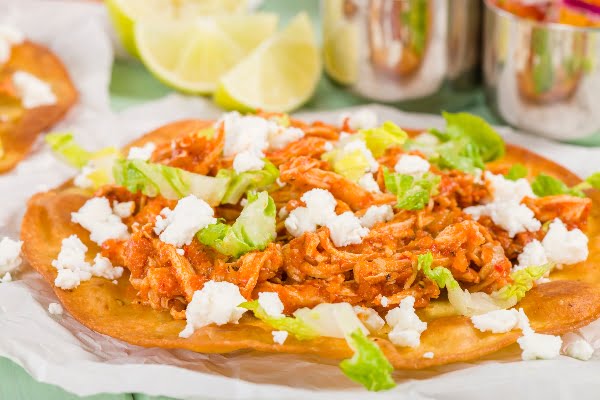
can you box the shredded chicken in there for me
[98,115,589,318]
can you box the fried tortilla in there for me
[21,119,600,370]
[0,41,77,173]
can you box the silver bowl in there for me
[321,0,482,105]
[484,0,600,141]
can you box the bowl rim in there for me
[484,0,600,33]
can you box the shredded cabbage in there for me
[113,159,229,205]
[505,163,528,181]
[218,161,279,204]
[239,300,318,340]
[197,191,276,258]
[322,147,370,182]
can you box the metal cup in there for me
[483,0,600,141]
[321,0,482,106]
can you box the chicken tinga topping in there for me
[47,110,600,391]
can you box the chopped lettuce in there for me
[46,132,122,188]
[113,159,229,205]
[339,329,396,392]
[531,172,600,198]
[383,169,440,210]
[45,132,94,168]
[419,252,549,316]
[218,161,279,204]
[293,303,394,391]
[197,191,276,258]
[494,264,553,303]
[442,112,505,162]
[505,163,528,181]
[322,147,370,182]
[424,112,504,175]
[239,299,318,340]
[361,121,407,157]
[531,173,585,198]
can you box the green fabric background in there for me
[1,0,598,399]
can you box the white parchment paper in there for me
[2,99,600,400]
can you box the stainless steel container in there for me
[321,0,482,105]
[484,0,600,141]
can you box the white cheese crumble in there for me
[394,154,430,177]
[284,189,337,237]
[176,248,185,256]
[354,306,385,333]
[471,309,520,333]
[516,240,548,269]
[563,337,594,361]
[0,25,24,64]
[327,212,369,247]
[48,302,63,316]
[380,296,389,307]
[518,332,563,361]
[112,201,135,219]
[385,296,427,348]
[0,237,23,275]
[357,173,381,193]
[127,142,156,161]
[12,71,57,108]
[258,292,285,318]
[323,141,334,152]
[360,205,394,229]
[51,235,92,290]
[272,330,289,345]
[90,254,124,280]
[423,352,434,359]
[471,307,562,360]
[1,272,12,283]
[154,195,216,247]
[232,149,265,173]
[284,189,370,247]
[179,280,247,338]
[515,309,562,360]
[51,235,123,290]
[73,165,95,189]
[339,109,379,130]
[71,197,130,245]
[220,112,271,157]
[269,126,305,150]
[542,219,588,266]
[464,172,540,238]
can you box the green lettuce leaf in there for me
[585,172,600,190]
[531,174,585,198]
[198,191,276,258]
[433,139,484,175]
[339,329,396,392]
[383,169,440,210]
[493,264,553,303]
[218,160,279,204]
[322,148,370,182]
[361,121,407,157]
[45,132,94,168]
[442,112,505,162]
[113,159,229,205]
[505,163,528,181]
[419,252,510,316]
[239,299,318,340]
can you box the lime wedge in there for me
[134,14,278,94]
[214,12,321,113]
[106,0,251,57]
